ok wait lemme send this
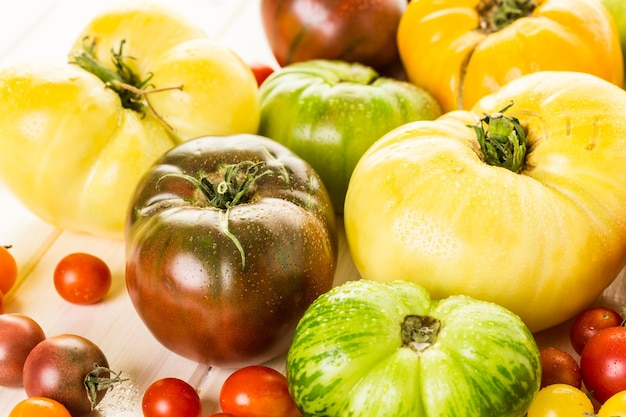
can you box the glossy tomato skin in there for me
[286,279,541,417]
[220,366,301,417]
[126,134,337,367]
[9,397,72,417]
[539,347,581,389]
[570,306,623,355]
[22,334,110,417]
[0,245,17,295]
[53,252,112,305]
[0,314,46,387]
[142,378,201,417]
[526,384,594,417]
[261,0,407,72]
[259,60,441,210]
[580,326,626,404]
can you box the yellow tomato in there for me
[599,390,626,417]
[0,3,259,239]
[344,71,626,332]
[397,0,624,112]
[9,397,71,417]
[527,384,594,417]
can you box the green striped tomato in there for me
[286,279,541,417]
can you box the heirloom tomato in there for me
[0,3,259,239]
[344,71,626,332]
[397,0,624,112]
[286,279,541,417]
[261,0,407,72]
[126,134,337,367]
[259,59,441,210]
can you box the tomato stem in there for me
[468,101,527,172]
[84,364,127,410]
[70,37,182,118]
[157,161,274,269]
[477,0,537,32]
[401,315,441,354]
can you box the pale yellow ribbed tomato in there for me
[397,0,624,112]
[0,3,259,239]
[344,71,626,332]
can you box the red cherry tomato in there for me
[248,62,275,86]
[581,326,626,404]
[0,314,46,387]
[219,366,301,417]
[53,252,112,304]
[142,377,202,417]
[570,306,623,355]
[0,245,18,295]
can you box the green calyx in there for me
[157,161,274,269]
[401,315,441,354]
[469,101,527,173]
[70,38,181,117]
[477,0,537,32]
[84,364,127,410]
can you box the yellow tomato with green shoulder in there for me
[344,71,626,332]
[0,3,259,239]
[397,0,624,112]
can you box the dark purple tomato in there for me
[22,334,112,417]
[0,314,46,387]
[261,0,407,72]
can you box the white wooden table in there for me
[1,1,625,416]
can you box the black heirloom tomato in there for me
[260,0,407,72]
[125,134,337,367]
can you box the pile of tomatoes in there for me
[529,305,626,416]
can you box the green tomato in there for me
[258,59,441,211]
[286,279,541,417]
[601,0,626,88]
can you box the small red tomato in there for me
[581,326,626,404]
[142,377,202,417]
[220,366,301,417]
[539,347,581,389]
[0,245,18,295]
[570,306,623,355]
[53,252,112,304]
[0,314,46,387]
[248,62,275,86]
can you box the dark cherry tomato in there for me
[570,306,623,355]
[539,346,581,389]
[219,366,301,417]
[9,397,71,417]
[0,314,46,387]
[0,244,18,295]
[22,334,116,417]
[53,252,112,305]
[260,0,407,72]
[248,62,275,86]
[580,326,626,404]
[142,377,202,417]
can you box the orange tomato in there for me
[9,397,71,417]
[0,245,17,295]
[397,0,624,112]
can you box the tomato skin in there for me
[580,326,626,404]
[598,390,626,417]
[142,378,201,417]
[539,347,581,389]
[53,252,112,305]
[0,245,17,295]
[261,0,407,72]
[22,334,110,417]
[526,384,594,417]
[9,397,72,417]
[126,134,337,367]
[248,62,275,86]
[0,314,46,387]
[220,366,301,417]
[570,306,623,355]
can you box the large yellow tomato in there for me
[397,0,624,112]
[0,3,259,239]
[344,71,626,332]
